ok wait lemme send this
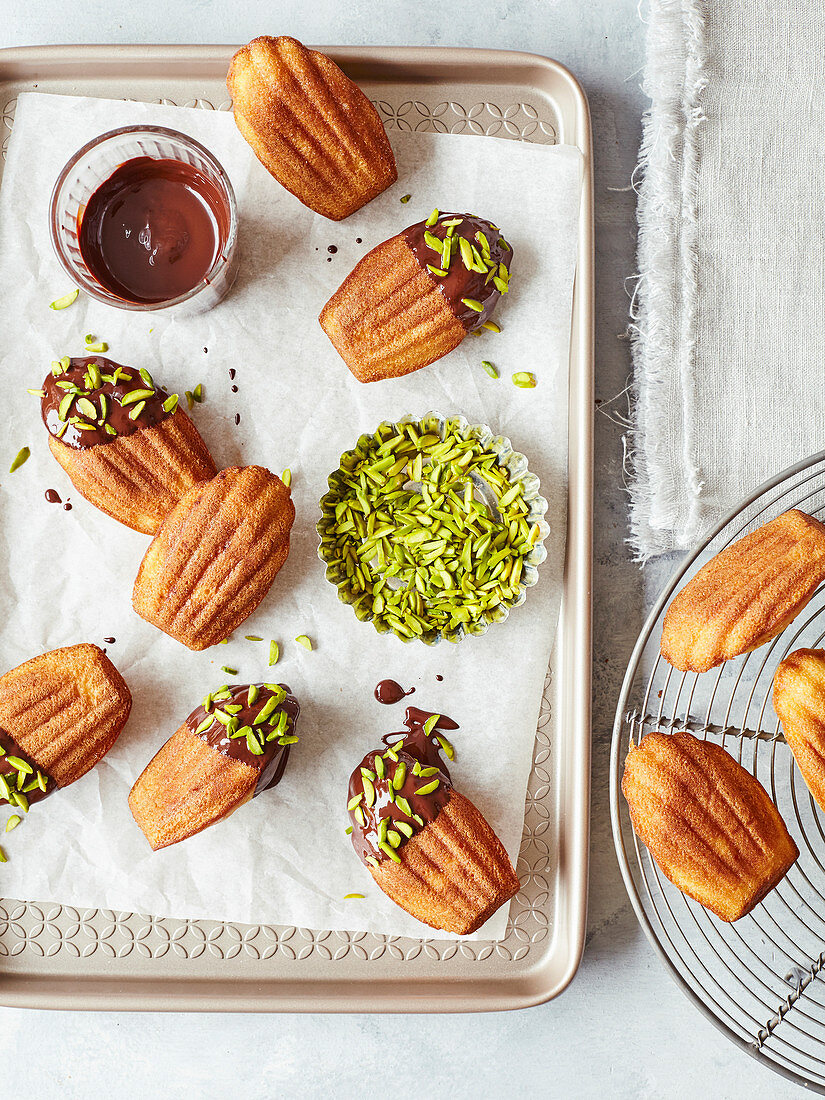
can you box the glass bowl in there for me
[49,125,238,314]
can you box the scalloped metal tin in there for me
[0,42,592,1013]
[317,411,550,645]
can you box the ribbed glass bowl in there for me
[317,412,550,645]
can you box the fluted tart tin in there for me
[317,412,550,644]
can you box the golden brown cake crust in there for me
[660,509,825,673]
[227,35,397,221]
[132,465,295,650]
[622,731,798,921]
[0,643,131,787]
[48,408,217,534]
[774,647,825,812]
[319,234,466,383]
[128,724,257,850]
[371,789,520,935]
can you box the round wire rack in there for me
[611,449,825,1092]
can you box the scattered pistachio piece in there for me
[425,208,439,227]
[8,447,30,473]
[345,825,353,835]
[85,341,108,353]
[26,388,45,397]
[185,390,194,410]
[5,815,21,833]
[49,289,79,310]
[512,372,537,389]
[220,666,238,675]
[295,635,312,651]
[245,635,263,641]
[481,360,499,379]
[399,194,411,204]
[344,893,365,899]
[0,845,7,862]
[268,641,280,666]
[192,383,204,403]
[282,468,292,488]
[482,320,502,333]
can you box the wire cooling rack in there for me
[611,449,825,1093]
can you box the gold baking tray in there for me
[0,43,592,1012]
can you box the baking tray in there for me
[0,44,592,1012]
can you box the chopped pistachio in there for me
[8,447,30,473]
[49,289,79,310]
[281,468,292,488]
[295,635,312,651]
[268,640,280,666]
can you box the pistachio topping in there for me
[40,356,177,450]
[481,360,499,379]
[268,641,280,666]
[186,682,299,796]
[318,415,547,643]
[512,371,537,389]
[295,635,313,651]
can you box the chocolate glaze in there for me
[403,212,511,331]
[185,683,299,797]
[78,157,228,304]
[374,679,415,705]
[45,489,61,503]
[41,356,172,450]
[0,727,56,805]
[348,706,458,866]
[382,707,458,776]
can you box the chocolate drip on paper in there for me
[374,679,415,705]
[185,683,299,797]
[41,356,172,450]
[403,212,510,331]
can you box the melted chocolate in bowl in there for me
[78,157,229,304]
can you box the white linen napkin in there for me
[630,0,825,558]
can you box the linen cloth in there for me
[630,0,825,558]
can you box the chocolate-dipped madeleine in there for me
[132,465,295,650]
[129,682,299,849]
[0,643,131,807]
[227,35,397,220]
[347,709,519,934]
[41,356,216,534]
[319,210,512,382]
[622,731,798,921]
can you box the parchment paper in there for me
[0,92,581,939]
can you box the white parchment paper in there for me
[0,93,581,939]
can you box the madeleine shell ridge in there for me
[370,789,520,935]
[132,465,295,650]
[227,35,397,220]
[319,235,466,382]
[129,724,258,850]
[660,509,825,673]
[48,408,217,534]
[774,647,825,812]
[0,642,131,787]
[622,731,798,921]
